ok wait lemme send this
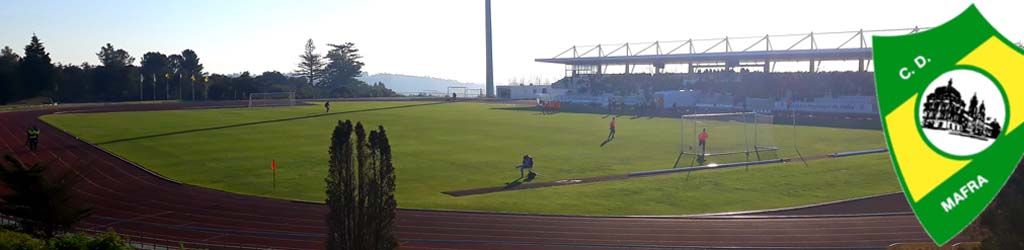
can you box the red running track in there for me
[0,102,947,249]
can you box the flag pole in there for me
[272,160,276,192]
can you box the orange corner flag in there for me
[271,160,276,170]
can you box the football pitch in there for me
[42,101,900,215]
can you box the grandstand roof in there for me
[535,28,925,66]
[536,48,872,65]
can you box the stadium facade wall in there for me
[496,85,569,100]
[771,96,878,114]
[646,90,877,114]
[548,71,879,115]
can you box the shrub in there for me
[0,229,129,250]
[48,233,91,250]
[0,229,45,250]
[48,230,129,250]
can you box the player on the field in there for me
[516,154,535,178]
[698,128,709,154]
[607,117,616,140]
[324,101,331,113]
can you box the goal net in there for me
[248,92,296,108]
[446,86,467,97]
[679,112,778,166]
[446,87,485,98]
[465,88,484,98]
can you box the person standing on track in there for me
[26,126,40,151]
[607,117,617,140]
[324,101,331,113]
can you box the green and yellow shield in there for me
[874,5,1024,245]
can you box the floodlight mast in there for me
[484,0,494,98]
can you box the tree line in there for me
[0,35,396,105]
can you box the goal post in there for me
[248,92,296,108]
[678,112,779,167]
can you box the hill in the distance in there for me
[358,73,484,94]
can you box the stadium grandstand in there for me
[532,28,926,117]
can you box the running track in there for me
[0,102,958,249]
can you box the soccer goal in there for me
[446,86,467,97]
[676,112,779,167]
[465,88,484,98]
[248,92,296,108]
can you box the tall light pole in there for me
[485,0,494,98]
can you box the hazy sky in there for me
[1,0,1021,85]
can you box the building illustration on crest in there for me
[921,78,1002,140]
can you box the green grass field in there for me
[42,101,900,215]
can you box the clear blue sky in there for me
[1,0,1021,84]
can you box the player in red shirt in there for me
[607,117,617,140]
[698,128,709,154]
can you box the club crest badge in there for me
[873,5,1024,245]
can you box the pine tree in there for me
[94,43,136,101]
[140,52,170,100]
[295,39,325,87]
[19,34,55,100]
[180,50,203,101]
[97,43,135,68]
[323,42,365,97]
[0,46,21,104]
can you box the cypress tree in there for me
[325,120,397,250]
